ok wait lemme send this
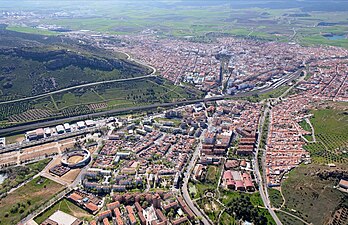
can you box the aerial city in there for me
[0,0,347,225]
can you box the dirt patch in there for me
[67,155,83,164]
[61,169,81,183]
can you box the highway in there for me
[0,96,225,136]
[0,61,304,137]
[0,68,303,136]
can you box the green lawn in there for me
[193,182,216,199]
[0,176,64,225]
[206,165,221,185]
[220,190,264,207]
[34,199,92,224]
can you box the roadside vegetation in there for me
[0,77,202,128]
[268,188,283,209]
[276,211,306,225]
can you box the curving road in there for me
[0,51,157,106]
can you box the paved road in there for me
[0,50,157,106]
[254,104,283,225]
[0,74,157,105]
[0,68,302,136]
[182,132,212,225]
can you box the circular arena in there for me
[61,149,91,168]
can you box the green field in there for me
[0,77,202,128]
[34,199,92,224]
[0,158,51,196]
[1,1,348,48]
[303,108,348,163]
[281,164,348,225]
[298,120,312,133]
[268,188,283,209]
[276,211,306,225]
[0,176,63,225]
[6,26,59,36]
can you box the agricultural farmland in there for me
[303,108,348,164]
[0,77,203,128]
[2,1,348,48]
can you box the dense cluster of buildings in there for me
[90,192,194,225]
[92,34,348,95]
[265,96,312,186]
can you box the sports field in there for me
[67,155,84,164]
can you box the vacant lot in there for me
[0,176,63,225]
[34,198,92,224]
[282,164,348,225]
